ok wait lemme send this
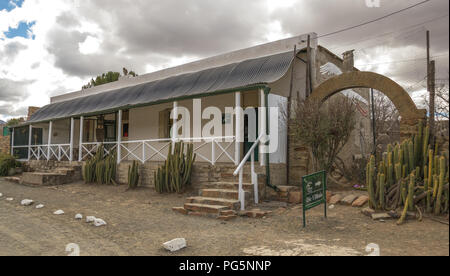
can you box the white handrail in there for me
[233,134,265,176]
[233,133,267,210]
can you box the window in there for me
[123,123,129,138]
[159,109,172,138]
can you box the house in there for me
[9,33,371,204]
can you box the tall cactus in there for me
[364,121,449,217]
[408,172,415,211]
[128,160,139,189]
[434,157,446,215]
[154,141,196,194]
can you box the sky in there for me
[0,0,448,121]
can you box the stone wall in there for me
[0,135,10,155]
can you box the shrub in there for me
[0,154,18,176]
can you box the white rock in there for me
[86,216,96,223]
[36,204,45,209]
[75,214,83,220]
[21,199,34,206]
[54,210,65,215]
[0,193,3,197]
[329,205,335,210]
[163,238,187,252]
[93,218,107,227]
[6,198,13,201]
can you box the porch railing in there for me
[78,136,236,165]
[12,144,71,161]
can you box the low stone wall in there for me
[25,160,84,172]
[0,135,10,155]
[117,161,266,189]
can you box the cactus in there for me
[82,144,116,185]
[154,141,196,194]
[365,121,449,218]
[379,174,386,209]
[128,160,139,189]
[434,157,446,215]
[423,125,430,165]
[408,172,415,211]
[408,140,414,175]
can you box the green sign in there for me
[302,170,327,227]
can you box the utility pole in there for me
[429,60,436,142]
[427,30,436,144]
[286,45,296,186]
[305,35,312,98]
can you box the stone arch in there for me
[310,71,427,139]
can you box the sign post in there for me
[302,170,327,228]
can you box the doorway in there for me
[243,107,259,162]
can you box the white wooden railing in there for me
[13,144,71,161]
[78,136,236,165]
[233,133,266,211]
[80,141,117,160]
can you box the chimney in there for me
[342,50,355,72]
[27,106,40,121]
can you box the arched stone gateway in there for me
[310,71,427,139]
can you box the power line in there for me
[328,14,448,52]
[357,53,449,67]
[317,0,433,39]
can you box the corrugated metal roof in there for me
[28,51,294,124]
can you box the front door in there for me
[243,108,259,162]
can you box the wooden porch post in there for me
[172,101,178,152]
[117,110,122,164]
[235,92,242,166]
[27,124,32,161]
[259,88,267,166]
[69,118,74,161]
[47,121,53,161]
[79,116,83,162]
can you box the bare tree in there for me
[291,97,357,173]
[372,92,400,155]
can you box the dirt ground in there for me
[0,178,448,256]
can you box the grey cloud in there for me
[0,104,27,117]
[79,0,268,57]
[46,27,141,77]
[0,78,32,102]
[0,78,32,118]
[46,0,271,78]
[0,41,28,62]
[56,11,81,28]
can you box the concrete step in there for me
[202,182,254,191]
[21,171,72,186]
[183,203,229,214]
[200,189,250,200]
[186,196,241,210]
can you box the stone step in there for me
[21,172,72,186]
[186,196,241,210]
[183,203,229,214]
[202,182,254,191]
[200,189,250,200]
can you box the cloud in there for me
[0,0,448,122]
